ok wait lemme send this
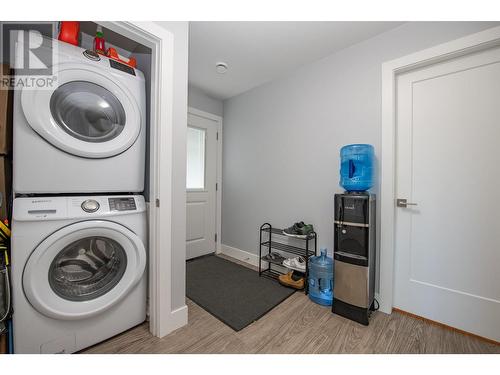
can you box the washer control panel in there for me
[81,199,100,213]
[109,197,137,212]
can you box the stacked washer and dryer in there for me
[10,34,149,353]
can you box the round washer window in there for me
[49,81,126,143]
[48,236,127,301]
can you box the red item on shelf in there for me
[94,30,106,55]
[106,48,137,68]
[58,21,80,46]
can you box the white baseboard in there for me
[220,244,261,268]
[172,305,188,327]
[162,305,188,337]
[374,292,389,314]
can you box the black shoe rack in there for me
[259,223,317,294]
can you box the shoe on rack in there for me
[283,222,305,238]
[262,252,286,264]
[283,256,306,272]
[299,224,314,237]
[278,271,304,290]
[283,222,314,238]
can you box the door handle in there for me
[396,198,418,208]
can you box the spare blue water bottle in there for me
[308,248,334,306]
[340,144,374,192]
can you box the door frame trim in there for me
[379,25,500,314]
[101,21,188,337]
[187,106,223,254]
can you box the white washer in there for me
[13,33,146,194]
[11,195,147,353]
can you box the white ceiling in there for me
[189,21,404,100]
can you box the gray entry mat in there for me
[186,255,295,331]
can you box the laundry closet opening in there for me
[4,21,156,353]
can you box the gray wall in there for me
[188,85,223,116]
[221,22,500,278]
[133,50,152,202]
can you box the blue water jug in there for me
[340,144,374,192]
[308,248,334,306]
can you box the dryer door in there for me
[20,63,141,158]
[23,220,146,320]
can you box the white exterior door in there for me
[186,112,218,259]
[394,45,500,342]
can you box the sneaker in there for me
[283,222,305,238]
[283,256,306,272]
[278,271,304,290]
[283,222,314,238]
[262,252,286,264]
[300,224,314,236]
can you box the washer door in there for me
[20,63,141,158]
[23,220,146,320]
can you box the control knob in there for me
[81,199,100,213]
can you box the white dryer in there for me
[11,195,147,353]
[13,34,146,194]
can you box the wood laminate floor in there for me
[82,255,500,354]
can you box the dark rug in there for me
[186,255,295,331]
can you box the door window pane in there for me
[187,126,206,189]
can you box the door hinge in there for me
[155,198,160,207]
[216,183,218,191]
[215,233,218,242]
[216,132,219,140]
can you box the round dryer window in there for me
[49,81,127,143]
[20,64,142,158]
[48,236,127,301]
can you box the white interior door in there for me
[394,46,500,342]
[186,112,218,259]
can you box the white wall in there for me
[188,84,223,116]
[221,22,500,289]
[154,21,189,311]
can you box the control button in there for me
[83,49,101,61]
[81,199,100,213]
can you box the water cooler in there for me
[332,192,376,325]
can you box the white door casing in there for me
[186,110,219,259]
[100,21,187,338]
